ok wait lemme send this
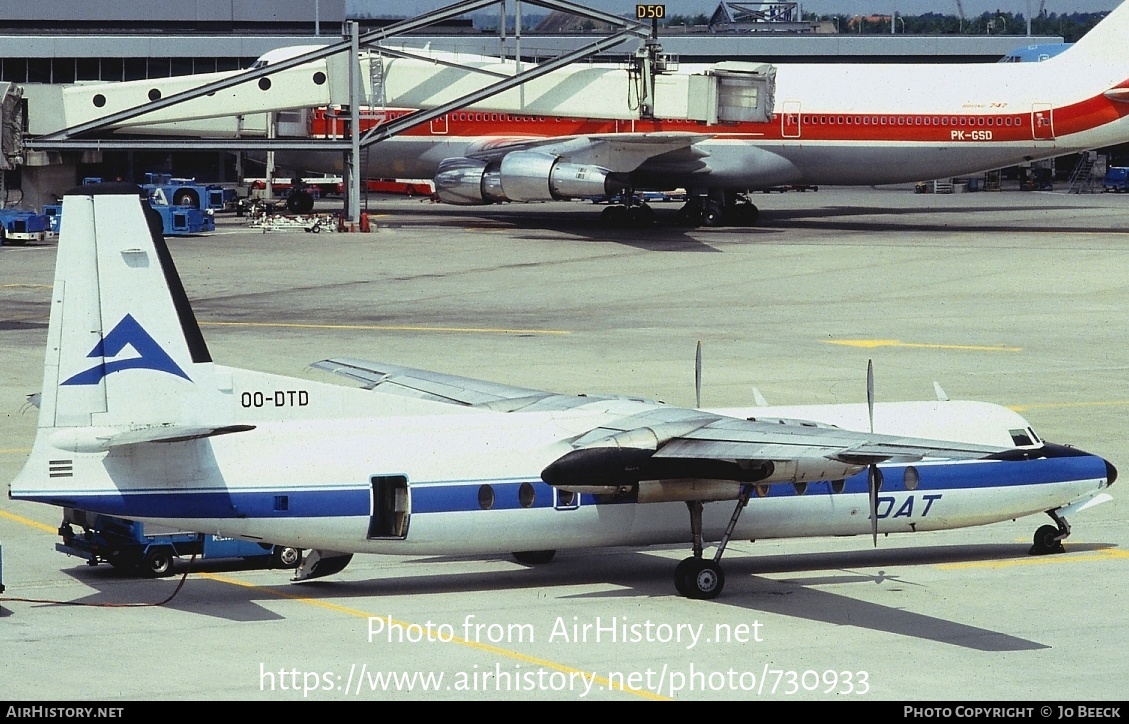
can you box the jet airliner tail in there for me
[1047,1,1129,89]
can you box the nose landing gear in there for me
[1030,509,1071,555]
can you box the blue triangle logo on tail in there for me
[62,314,191,386]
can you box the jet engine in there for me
[434,151,624,205]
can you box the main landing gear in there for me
[675,193,759,228]
[675,485,753,600]
[1030,509,1071,555]
[600,202,655,228]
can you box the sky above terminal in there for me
[361,0,1121,19]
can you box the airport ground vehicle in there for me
[1103,167,1129,191]
[0,209,51,245]
[79,177,215,234]
[57,508,302,577]
[141,173,232,211]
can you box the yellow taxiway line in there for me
[826,339,1021,352]
[0,509,57,534]
[200,573,668,700]
[937,548,1129,570]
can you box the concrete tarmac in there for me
[1,187,1127,701]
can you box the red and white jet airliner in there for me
[289,1,1129,226]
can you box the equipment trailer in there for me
[57,508,301,577]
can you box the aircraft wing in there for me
[314,359,1009,494]
[311,357,651,412]
[542,406,1009,492]
[463,131,710,173]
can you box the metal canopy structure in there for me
[25,0,653,224]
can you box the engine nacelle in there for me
[434,152,622,205]
[433,157,505,205]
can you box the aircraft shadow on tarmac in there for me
[43,541,1120,651]
[376,199,1129,241]
[754,204,1129,236]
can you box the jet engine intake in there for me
[434,152,623,205]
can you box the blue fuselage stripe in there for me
[25,455,1108,519]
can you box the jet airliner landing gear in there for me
[675,192,759,228]
[600,202,655,228]
[675,485,753,599]
[1030,509,1071,555]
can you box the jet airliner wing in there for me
[464,131,710,172]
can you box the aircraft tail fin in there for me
[1052,3,1129,72]
[37,183,218,439]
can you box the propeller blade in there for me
[866,358,875,434]
[869,464,881,547]
[695,340,702,409]
[866,360,878,546]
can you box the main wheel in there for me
[512,550,556,565]
[701,201,725,227]
[676,559,725,600]
[674,558,697,597]
[1030,524,1064,555]
[726,204,759,227]
[286,190,315,214]
[271,546,303,569]
[600,205,628,228]
[675,203,703,227]
[626,204,654,227]
[141,547,175,578]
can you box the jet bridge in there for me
[21,0,777,220]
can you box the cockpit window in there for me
[1009,428,1040,447]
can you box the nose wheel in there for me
[1030,509,1071,555]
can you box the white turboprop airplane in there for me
[8,184,1117,598]
[284,0,1129,226]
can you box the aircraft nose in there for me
[1106,459,1118,487]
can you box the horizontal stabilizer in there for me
[48,424,255,453]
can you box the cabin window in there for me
[518,482,536,508]
[830,479,846,494]
[478,484,495,510]
[793,482,807,495]
[903,466,920,491]
[755,484,770,498]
